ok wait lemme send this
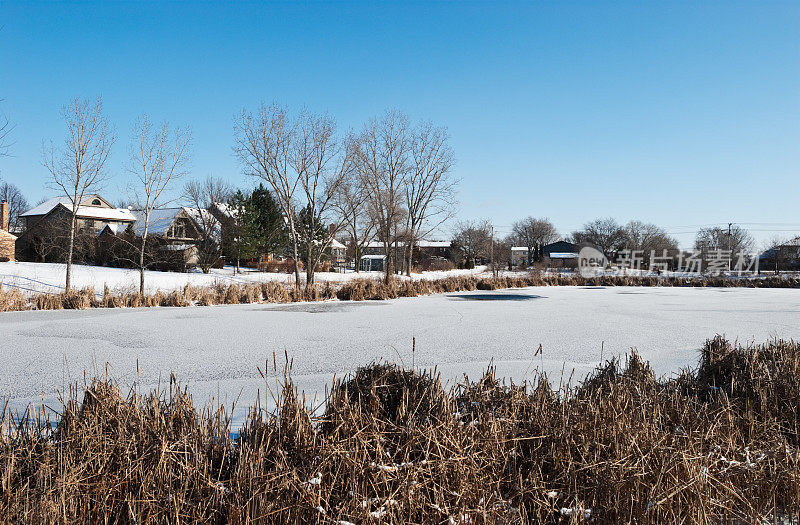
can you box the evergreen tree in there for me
[224,185,287,272]
[296,204,329,264]
[249,184,287,258]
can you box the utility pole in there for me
[727,222,733,272]
[490,225,496,277]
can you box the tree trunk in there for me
[305,247,314,290]
[383,241,393,284]
[139,227,148,296]
[65,213,77,292]
[290,239,301,290]
[406,243,413,277]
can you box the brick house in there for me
[16,194,135,262]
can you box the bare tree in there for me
[235,103,303,289]
[353,110,410,283]
[451,219,492,268]
[184,176,231,273]
[42,97,115,292]
[571,218,627,259]
[404,121,457,275]
[128,115,192,293]
[761,235,799,274]
[621,220,678,266]
[0,100,12,158]
[292,111,355,287]
[0,181,28,231]
[510,217,559,267]
[334,173,375,272]
[695,225,753,271]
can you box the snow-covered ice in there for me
[1,285,798,427]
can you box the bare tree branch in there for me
[183,176,231,273]
[404,120,457,275]
[353,110,410,283]
[128,114,192,293]
[41,96,115,291]
[234,103,304,288]
[0,181,28,231]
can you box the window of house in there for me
[91,199,101,206]
[170,223,185,238]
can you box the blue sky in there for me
[1,1,798,247]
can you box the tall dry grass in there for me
[2,337,799,523]
[2,273,800,312]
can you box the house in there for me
[511,241,580,268]
[16,194,135,262]
[759,237,800,272]
[20,194,135,234]
[416,240,452,260]
[360,254,385,272]
[362,240,452,269]
[364,240,451,256]
[329,238,347,267]
[510,247,529,267]
[209,202,239,253]
[542,241,579,258]
[0,201,17,262]
[94,207,220,271]
[129,208,206,245]
[129,207,219,269]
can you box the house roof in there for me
[211,202,240,220]
[97,222,129,236]
[417,240,451,248]
[129,208,184,236]
[21,196,135,222]
[330,238,346,249]
[127,207,221,242]
[161,243,196,251]
[182,208,221,241]
[366,240,451,249]
[784,236,800,247]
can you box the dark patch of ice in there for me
[447,293,545,301]
[265,302,386,313]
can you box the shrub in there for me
[261,258,302,273]
[0,283,28,311]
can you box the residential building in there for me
[511,241,580,268]
[16,194,135,262]
[359,254,385,272]
[759,237,800,272]
[362,239,452,270]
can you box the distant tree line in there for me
[3,95,797,293]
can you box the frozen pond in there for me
[2,285,799,426]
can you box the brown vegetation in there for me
[1,337,799,523]
[1,273,800,312]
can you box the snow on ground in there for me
[0,261,489,295]
[2,285,799,427]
